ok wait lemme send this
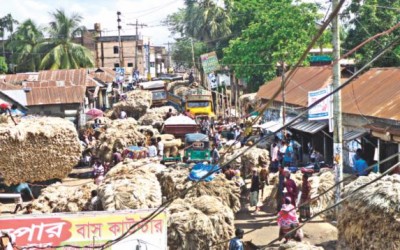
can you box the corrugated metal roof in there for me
[38,69,88,86]
[0,81,20,90]
[1,73,39,84]
[256,66,333,107]
[1,90,28,106]
[26,86,85,106]
[290,120,327,134]
[343,130,367,141]
[24,80,75,88]
[89,68,115,84]
[341,68,400,121]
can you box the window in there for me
[113,46,119,54]
[127,63,133,67]
[187,101,209,108]
[152,91,167,100]
[114,63,120,68]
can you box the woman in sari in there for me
[277,197,303,243]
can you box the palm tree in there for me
[7,19,44,72]
[0,13,19,56]
[184,0,232,44]
[38,9,94,70]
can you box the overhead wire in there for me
[262,159,400,248]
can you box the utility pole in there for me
[117,11,123,67]
[163,42,172,72]
[332,0,343,207]
[127,20,147,71]
[281,59,286,137]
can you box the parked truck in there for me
[139,80,183,111]
[185,88,215,118]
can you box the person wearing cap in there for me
[229,228,244,250]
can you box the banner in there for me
[0,209,167,250]
[308,87,331,120]
[115,67,125,84]
[200,51,220,74]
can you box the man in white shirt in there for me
[148,143,158,158]
[120,110,127,119]
[157,137,164,158]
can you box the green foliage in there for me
[184,0,233,43]
[38,9,94,70]
[7,19,44,72]
[171,37,207,69]
[223,0,318,92]
[0,56,8,73]
[343,0,400,67]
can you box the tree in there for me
[223,0,319,92]
[7,19,44,72]
[0,56,8,73]
[184,0,233,44]
[171,37,207,69]
[38,9,94,70]
[343,0,400,67]
[0,14,19,56]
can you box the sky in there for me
[0,0,185,46]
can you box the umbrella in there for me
[86,108,103,118]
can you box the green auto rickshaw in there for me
[184,133,211,163]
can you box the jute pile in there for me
[0,117,81,185]
[168,195,235,250]
[138,106,177,127]
[96,118,145,161]
[31,182,97,213]
[337,173,400,249]
[111,90,152,119]
[98,162,162,211]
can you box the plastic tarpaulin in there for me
[189,163,220,182]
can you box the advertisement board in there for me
[0,209,167,250]
[200,51,220,74]
[308,87,331,120]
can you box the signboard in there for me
[217,73,231,87]
[0,209,167,250]
[200,51,220,74]
[208,73,218,89]
[308,87,331,120]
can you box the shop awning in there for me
[289,120,327,134]
[343,130,367,141]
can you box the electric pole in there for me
[163,42,172,72]
[117,11,123,67]
[281,59,286,137]
[332,0,343,206]
[127,20,147,71]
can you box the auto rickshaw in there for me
[184,133,211,163]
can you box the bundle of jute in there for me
[239,93,260,112]
[98,162,162,211]
[137,125,160,136]
[0,117,81,185]
[96,118,145,161]
[157,169,240,213]
[337,174,400,250]
[219,146,248,169]
[242,147,270,176]
[111,90,152,120]
[185,174,241,213]
[163,139,182,148]
[157,168,190,199]
[138,106,176,127]
[167,195,234,250]
[31,182,97,213]
[278,241,323,250]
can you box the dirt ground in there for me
[236,185,338,249]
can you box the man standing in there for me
[148,141,158,158]
[157,137,164,159]
[211,144,220,165]
[354,149,369,176]
[120,110,127,119]
[165,108,173,120]
[229,228,244,250]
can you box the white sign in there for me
[217,73,231,87]
[308,87,331,120]
[208,73,218,89]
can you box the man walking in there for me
[229,228,244,250]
